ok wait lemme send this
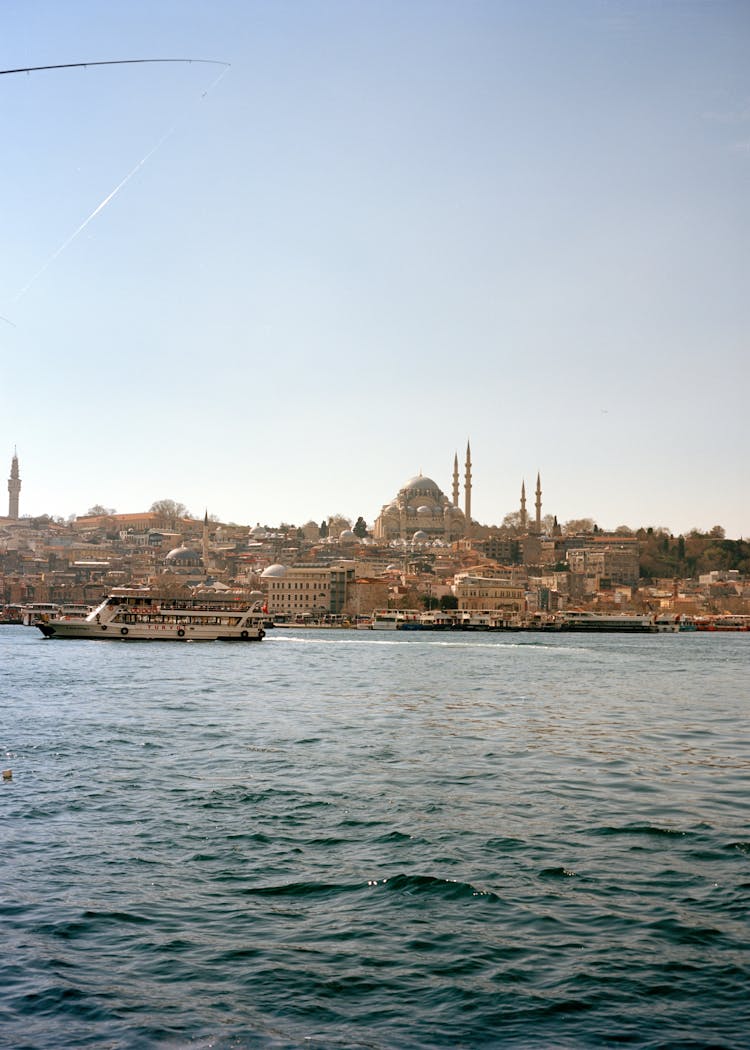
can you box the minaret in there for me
[464,441,472,537]
[535,472,542,534]
[8,448,21,519]
[452,453,459,508]
[520,481,527,531]
[202,510,210,571]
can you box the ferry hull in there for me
[37,622,265,642]
[557,624,654,633]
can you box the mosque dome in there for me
[412,530,429,542]
[402,475,442,496]
[261,563,287,578]
[417,504,433,515]
[339,529,358,543]
[165,545,201,566]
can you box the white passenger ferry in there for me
[371,609,422,630]
[554,610,655,632]
[36,588,266,642]
[21,602,61,626]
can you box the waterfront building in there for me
[452,573,526,618]
[261,562,355,616]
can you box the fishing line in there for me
[4,58,230,308]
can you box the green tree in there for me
[353,516,368,538]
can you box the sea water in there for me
[1,626,748,1049]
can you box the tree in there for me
[150,499,189,525]
[86,504,116,517]
[353,516,368,538]
[327,514,352,535]
[319,520,329,538]
[564,518,596,535]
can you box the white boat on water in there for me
[36,588,266,642]
[555,610,655,632]
[21,602,61,626]
[653,613,681,633]
[371,609,421,630]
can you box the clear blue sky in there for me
[2,1,748,537]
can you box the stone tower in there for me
[8,449,20,519]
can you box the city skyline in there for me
[4,445,746,540]
[2,2,748,538]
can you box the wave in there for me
[241,873,501,904]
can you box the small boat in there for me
[36,588,266,642]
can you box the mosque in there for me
[372,442,544,543]
[5,447,545,542]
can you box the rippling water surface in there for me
[2,626,749,1048]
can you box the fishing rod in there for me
[0,58,229,76]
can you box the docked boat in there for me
[555,611,655,632]
[36,588,266,642]
[21,602,61,626]
[694,615,750,632]
[371,609,421,630]
[653,613,681,633]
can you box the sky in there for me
[2,1,748,538]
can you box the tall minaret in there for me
[464,440,472,536]
[535,472,542,534]
[452,453,459,508]
[520,480,527,531]
[8,448,21,519]
[202,510,210,572]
